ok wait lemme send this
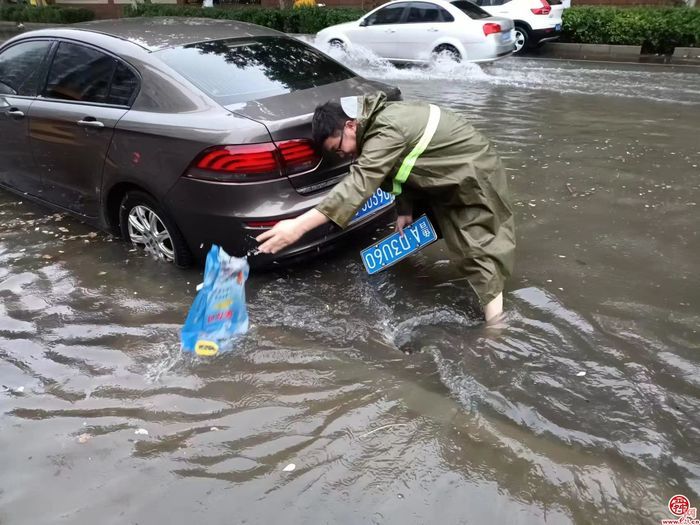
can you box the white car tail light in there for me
[531,0,552,15]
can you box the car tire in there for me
[328,38,346,51]
[432,44,462,62]
[119,190,193,268]
[513,26,530,54]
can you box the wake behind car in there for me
[0,17,401,267]
[316,0,515,64]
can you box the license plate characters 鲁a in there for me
[361,215,438,275]
[351,189,394,223]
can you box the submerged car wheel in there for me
[119,191,193,267]
[328,38,346,51]
[432,44,462,62]
[513,27,529,54]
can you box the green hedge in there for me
[123,4,364,34]
[0,5,95,24]
[6,3,696,55]
[562,6,700,54]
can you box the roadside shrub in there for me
[0,6,94,24]
[122,4,364,34]
[562,6,700,54]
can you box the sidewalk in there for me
[524,42,700,66]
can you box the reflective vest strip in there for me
[391,104,441,196]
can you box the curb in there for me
[524,42,700,66]
[672,46,700,65]
[0,21,59,30]
[0,21,59,41]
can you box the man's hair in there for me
[312,101,348,147]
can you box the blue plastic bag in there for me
[181,245,249,356]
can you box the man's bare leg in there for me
[484,292,503,323]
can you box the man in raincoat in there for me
[256,92,515,322]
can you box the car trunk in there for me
[487,17,514,32]
[225,78,401,195]
[546,0,566,20]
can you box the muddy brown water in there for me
[1,43,699,524]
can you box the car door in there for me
[394,2,456,61]
[28,41,136,217]
[0,39,53,195]
[351,2,409,59]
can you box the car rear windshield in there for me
[450,1,491,19]
[155,36,356,105]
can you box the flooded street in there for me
[1,46,699,524]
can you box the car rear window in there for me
[155,37,356,105]
[450,0,491,19]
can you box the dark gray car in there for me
[0,17,400,266]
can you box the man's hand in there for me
[255,208,330,254]
[396,214,414,236]
[256,218,304,254]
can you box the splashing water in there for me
[308,36,490,82]
[297,35,700,105]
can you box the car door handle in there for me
[385,28,396,33]
[427,28,439,32]
[77,118,104,129]
[5,108,25,119]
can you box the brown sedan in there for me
[0,17,400,266]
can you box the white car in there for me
[469,0,567,53]
[316,0,515,64]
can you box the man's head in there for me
[312,101,358,160]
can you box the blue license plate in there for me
[555,23,561,31]
[360,215,438,275]
[351,188,394,223]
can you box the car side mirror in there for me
[359,18,368,27]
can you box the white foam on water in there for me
[145,341,186,383]
[388,307,478,350]
[310,37,489,82]
[425,344,483,413]
[297,34,700,105]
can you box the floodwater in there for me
[1,38,699,524]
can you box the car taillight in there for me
[245,219,280,229]
[531,0,551,14]
[277,139,321,175]
[193,143,280,182]
[483,23,502,36]
[189,139,320,183]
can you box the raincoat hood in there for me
[340,92,390,150]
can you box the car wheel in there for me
[513,27,529,54]
[119,190,193,267]
[328,38,346,51]
[432,44,462,62]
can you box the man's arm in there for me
[256,116,408,254]
[256,208,328,254]
[316,117,407,228]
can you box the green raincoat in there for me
[316,92,516,306]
